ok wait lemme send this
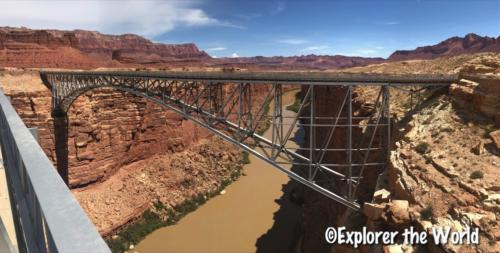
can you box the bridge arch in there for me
[41,71,456,210]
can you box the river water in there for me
[135,91,302,253]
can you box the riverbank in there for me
[106,162,244,253]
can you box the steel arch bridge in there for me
[40,71,456,210]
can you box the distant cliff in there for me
[389,33,500,61]
[0,27,210,68]
[212,55,385,70]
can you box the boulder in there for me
[471,140,485,155]
[386,200,410,228]
[489,130,500,150]
[373,189,391,203]
[383,244,404,253]
[363,202,386,220]
[449,81,475,107]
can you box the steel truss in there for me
[41,71,455,210]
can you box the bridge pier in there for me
[52,109,69,185]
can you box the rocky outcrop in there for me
[0,27,78,49]
[389,33,500,61]
[451,53,500,125]
[449,76,500,125]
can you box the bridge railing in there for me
[0,89,110,253]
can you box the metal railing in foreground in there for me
[0,90,110,253]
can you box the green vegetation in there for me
[470,170,484,179]
[484,124,497,137]
[286,95,302,113]
[441,127,454,133]
[153,201,165,211]
[241,151,251,164]
[415,142,429,154]
[106,166,243,253]
[420,205,433,220]
[107,210,165,253]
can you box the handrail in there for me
[0,89,110,253]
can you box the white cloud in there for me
[277,39,309,45]
[206,47,227,52]
[383,21,400,25]
[234,13,262,20]
[231,53,240,58]
[0,0,242,37]
[357,49,379,55]
[271,1,286,14]
[301,45,329,52]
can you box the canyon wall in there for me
[66,89,211,186]
[1,71,211,187]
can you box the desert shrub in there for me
[470,170,484,179]
[441,127,454,133]
[420,205,433,220]
[415,142,429,154]
[484,124,497,137]
[241,151,251,164]
[153,201,165,211]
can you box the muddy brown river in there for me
[135,91,302,253]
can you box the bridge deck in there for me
[41,71,458,86]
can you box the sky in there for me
[1,0,499,58]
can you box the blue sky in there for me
[1,0,499,58]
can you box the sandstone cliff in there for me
[0,27,209,68]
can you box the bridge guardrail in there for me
[0,89,110,253]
